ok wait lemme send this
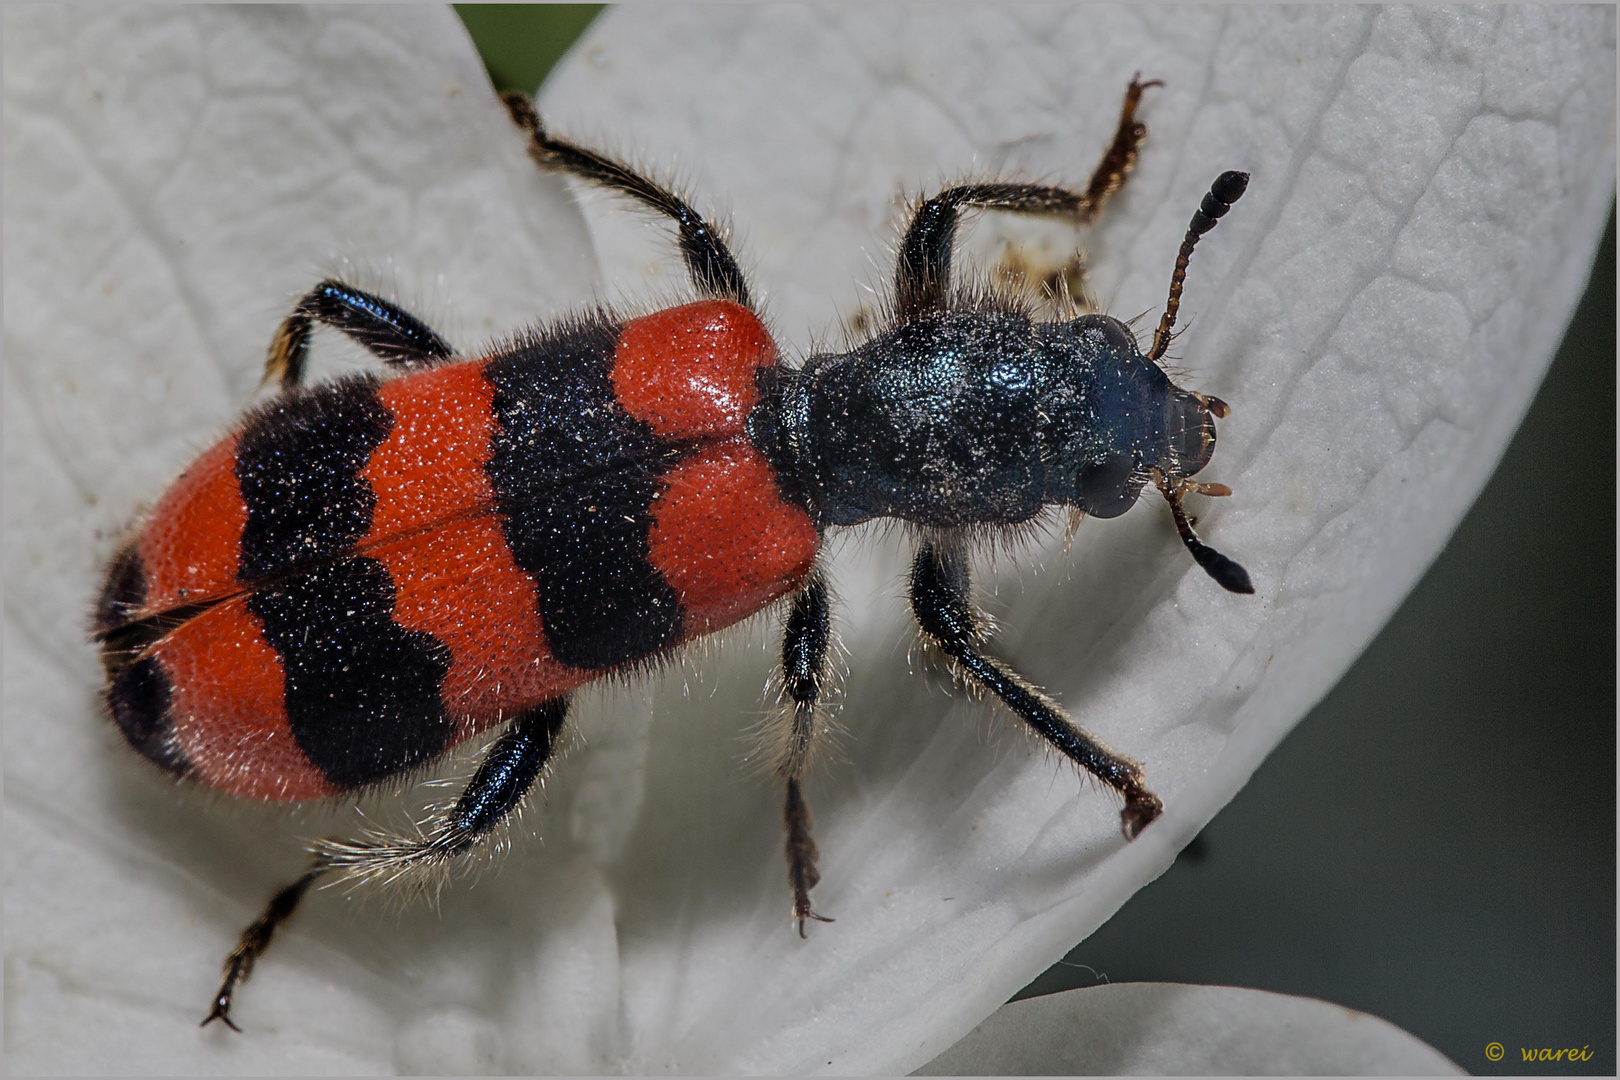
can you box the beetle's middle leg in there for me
[203,697,570,1031]
[770,574,837,936]
[907,541,1162,840]
[501,90,753,308]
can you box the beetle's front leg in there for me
[892,76,1162,320]
[907,541,1162,839]
[770,574,837,935]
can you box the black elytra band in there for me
[247,558,455,790]
[234,376,393,582]
[105,654,189,776]
[483,317,687,671]
[234,377,455,788]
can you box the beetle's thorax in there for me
[750,309,1218,529]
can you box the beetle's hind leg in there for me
[202,698,570,1031]
[313,697,569,886]
[200,868,321,1031]
[907,541,1162,839]
[263,280,456,390]
[769,574,837,936]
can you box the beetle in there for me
[91,76,1251,1030]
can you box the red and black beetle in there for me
[92,79,1251,1029]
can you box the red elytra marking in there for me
[160,600,337,800]
[365,521,584,744]
[366,363,503,543]
[137,437,248,616]
[612,300,777,440]
[364,362,582,740]
[647,437,819,634]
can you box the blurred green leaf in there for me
[456,4,601,93]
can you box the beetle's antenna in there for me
[1151,469,1253,594]
[1147,171,1248,363]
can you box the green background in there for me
[456,8,1616,1074]
[455,6,602,93]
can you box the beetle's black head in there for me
[1037,313,1215,518]
[1037,313,1252,593]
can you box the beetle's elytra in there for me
[92,76,1252,1030]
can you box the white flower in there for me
[5,6,1610,1073]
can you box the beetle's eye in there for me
[1070,313,1138,354]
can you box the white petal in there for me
[5,6,593,1072]
[916,983,1463,1075]
[5,5,1612,1076]
[540,7,1612,1073]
